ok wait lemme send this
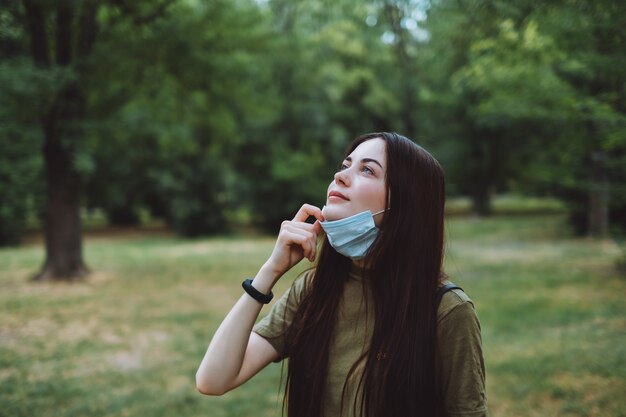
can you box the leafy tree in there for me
[4,0,178,280]
[237,0,405,231]
[422,0,626,235]
[534,0,626,237]
[83,0,270,235]
[421,0,541,215]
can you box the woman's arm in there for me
[195,204,324,396]
[437,299,488,416]
[195,264,281,395]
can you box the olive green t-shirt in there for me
[253,266,488,417]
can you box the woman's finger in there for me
[282,227,316,260]
[280,226,313,248]
[281,220,318,236]
[280,230,314,260]
[312,220,323,235]
[292,204,325,223]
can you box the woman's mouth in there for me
[328,191,349,201]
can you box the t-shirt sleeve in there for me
[437,293,488,417]
[252,270,310,360]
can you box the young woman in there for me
[196,132,488,417]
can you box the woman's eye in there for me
[339,163,349,171]
[363,166,374,175]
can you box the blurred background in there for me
[0,0,625,416]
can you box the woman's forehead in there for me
[348,138,386,165]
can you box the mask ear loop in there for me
[321,206,389,218]
[372,208,390,217]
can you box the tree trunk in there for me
[588,150,609,237]
[33,115,89,281]
[468,129,494,217]
[25,1,89,281]
[471,186,492,217]
[33,76,89,281]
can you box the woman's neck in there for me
[352,259,366,268]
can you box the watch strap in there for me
[242,279,274,304]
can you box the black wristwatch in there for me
[242,279,274,304]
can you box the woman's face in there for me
[323,138,387,225]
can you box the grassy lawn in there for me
[1,214,624,417]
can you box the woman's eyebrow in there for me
[363,158,384,169]
[345,156,383,169]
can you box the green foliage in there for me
[2,0,625,244]
[451,19,576,125]
[82,0,272,234]
[0,35,45,245]
[232,1,412,230]
[423,0,626,231]
[0,126,42,245]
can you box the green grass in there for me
[1,215,624,417]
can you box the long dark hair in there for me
[284,132,446,417]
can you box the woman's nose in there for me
[334,169,350,186]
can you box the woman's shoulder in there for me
[436,280,475,322]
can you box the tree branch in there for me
[56,3,73,66]
[22,0,50,67]
[77,0,100,59]
[108,0,175,27]
[132,0,175,26]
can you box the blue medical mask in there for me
[320,209,386,260]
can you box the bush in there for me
[0,127,43,246]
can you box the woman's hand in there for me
[264,204,325,277]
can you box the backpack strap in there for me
[435,283,464,310]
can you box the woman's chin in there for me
[322,206,353,221]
